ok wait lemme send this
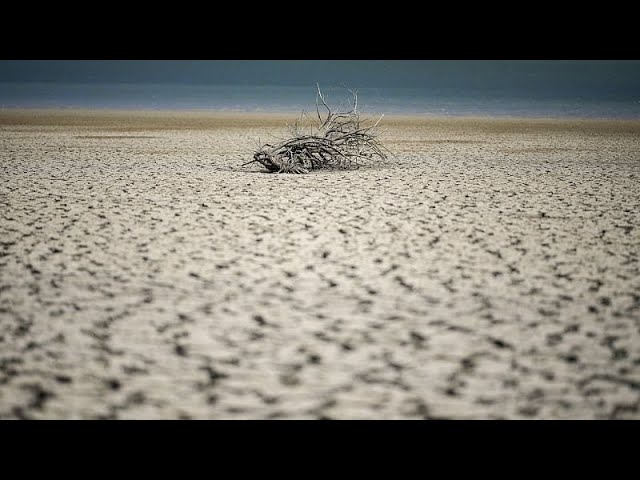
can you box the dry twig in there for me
[243,84,389,174]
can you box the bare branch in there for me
[247,85,388,174]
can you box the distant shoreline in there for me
[2,107,640,127]
[2,80,638,120]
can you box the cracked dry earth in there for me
[1,110,639,419]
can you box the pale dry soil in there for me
[1,110,639,419]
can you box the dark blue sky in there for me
[1,60,639,98]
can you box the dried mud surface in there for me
[1,110,639,419]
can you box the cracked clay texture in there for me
[0,110,639,419]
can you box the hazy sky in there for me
[0,60,640,104]
[0,60,639,96]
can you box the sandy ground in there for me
[1,109,639,419]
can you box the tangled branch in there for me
[243,84,389,174]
